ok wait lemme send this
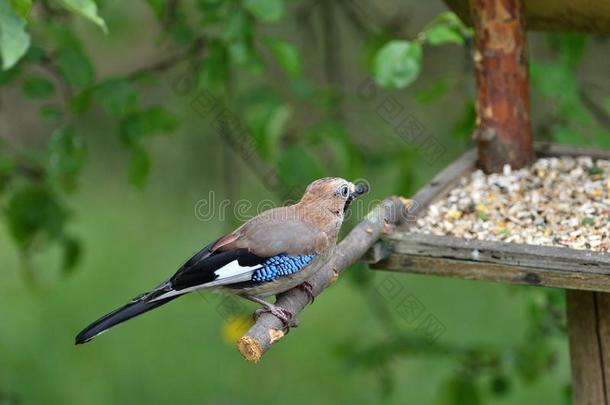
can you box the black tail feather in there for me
[74,294,178,345]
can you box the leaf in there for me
[244,0,283,23]
[145,0,165,19]
[5,185,68,248]
[119,106,180,146]
[373,40,422,89]
[94,78,138,117]
[425,25,464,45]
[60,0,107,33]
[548,33,588,69]
[0,0,30,70]
[47,127,87,192]
[265,38,301,78]
[61,235,82,274]
[55,29,95,89]
[40,104,62,121]
[198,39,229,90]
[129,146,150,188]
[21,76,54,98]
[264,103,291,156]
[8,0,31,18]
[416,78,449,104]
[436,375,481,405]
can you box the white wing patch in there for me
[150,259,261,301]
[213,260,260,281]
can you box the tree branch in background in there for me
[126,37,206,82]
[580,89,610,131]
[237,196,413,363]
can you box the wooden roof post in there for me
[470,0,534,172]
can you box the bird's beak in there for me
[344,181,369,212]
[351,181,369,199]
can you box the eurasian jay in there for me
[75,177,369,344]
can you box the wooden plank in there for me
[535,142,610,159]
[566,290,610,404]
[444,0,610,34]
[370,233,610,292]
[374,255,610,292]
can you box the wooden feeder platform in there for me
[367,143,610,404]
[367,143,610,292]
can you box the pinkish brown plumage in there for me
[75,178,369,344]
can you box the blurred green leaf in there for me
[39,105,62,121]
[265,38,301,78]
[120,106,180,146]
[61,235,82,274]
[21,76,54,98]
[373,40,422,89]
[244,0,283,23]
[0,59,20,84]
[47,127,87,192]
[0,0,30,70]
[199,40,229,90]
[424,11,470,46]
[94,79,138,117]
[416,78,449,104]
[425,25,463,46]
[490,374,510,397]
[145,0,165,19]
[60,0,108,33]
[129,146,150,188]
[436,375,481,405]
[548,33,587,69]
[55,29,95,89]
[245,98,291,160]
[5,184,67,248]
[8,0,31,18]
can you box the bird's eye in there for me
[339,184,350,198]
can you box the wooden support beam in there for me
[566,291,610,405]
[470,0,534,172]
[369,233,610,292]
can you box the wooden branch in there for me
[236,196,413,363]
[470,0,534,172]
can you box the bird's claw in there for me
[253,305,299,331]
[297,281,315,304]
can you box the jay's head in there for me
[300,177,369,215]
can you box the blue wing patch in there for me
[251,254,317,282]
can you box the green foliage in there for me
[47,128,86,192]
[373,40,422,89]
[60,0,107,33]
[94,79,139,117]
[423,11,471,46]
[0,0,30,69]
[5,184,67,249]
[8,0,32,18]
[265,38,302,78]
[372,12,471,90]
[243,0,283,23]
[21,76,54,98]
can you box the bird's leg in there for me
[241,295,298,330]
[297,281,315,304]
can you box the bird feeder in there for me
[367,0,610,404]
